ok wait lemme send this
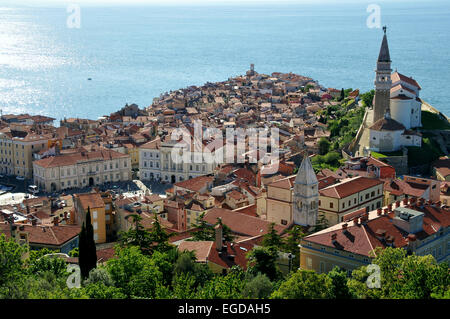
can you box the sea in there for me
[0,0,449,122]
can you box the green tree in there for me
[318,137,331,155]
[79,208,97,278]
[0,233,26,287]
[271,269,333,299]
[242,273,273,299]
[361,90,375,107]
[197,266,246,299]
[262,223,282,248]
[282,225,305,268]
[347,247,450,299]
[313,214,329,232]
[327,266,352,299]
[118,214,153,253]
[339,88,345,101]
[148,211,174,253]
[247,246,282,281]
[106,246,163,298]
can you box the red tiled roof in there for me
[34,149,128,168]
[174,175,214,193]
[319,176,383,199]
[0,224,79,247]
[391,72,421,90]
[203,207,287,237]
[75,193,105,210]
[178,241,213,262]
[433,157,450,178]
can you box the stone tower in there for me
[373,26,392,123]
[293,154,318,226]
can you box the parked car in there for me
[28,185,39,195]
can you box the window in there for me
[365,194,369,200]
[307,257,312,269]
[371,191,375,197]
[330,202,334,208]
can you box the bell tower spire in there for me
[373,26,392,123]
[293,153,318,227]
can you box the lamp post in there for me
[288,253,294,273]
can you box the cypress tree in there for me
[78,222,88,278]
[85,207,98,276]
[79,207,97,278]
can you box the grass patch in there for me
[371,151,403,159]
[421,111,450,130]
[407,137,444,167]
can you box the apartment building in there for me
[0,126,54,178]
[318,176,384,226]
[139,137,222,184]
[300,198,449,274]
[33,148,131,192]
[74,192,110,244]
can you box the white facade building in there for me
[139,137,223,184]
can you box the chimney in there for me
[53,216,59,226]
[342,223,348,231]
[418,198,425,206]
[395,200,401,208]
[403,197,408,205]
[31,219,37,226]
[375,229,386,240]
[215,223,223,251]
[377,208,382,216]
[353,218,359,226]
[331,233,337,243]
[383,208,389,215]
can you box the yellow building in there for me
[124,143,140,170]
[266,175,296,225]
[74,192,108,244]
[300,199,449,274]
[0,127,52,178]
[318,176,384,226]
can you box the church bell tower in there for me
[373,26,392,123]
[293,154,318,226]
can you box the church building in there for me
[265,155,319,227]
[353,27,422,156]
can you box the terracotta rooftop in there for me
[369,117,406,131]
[203,207,287,238]
[319,176,383,199]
